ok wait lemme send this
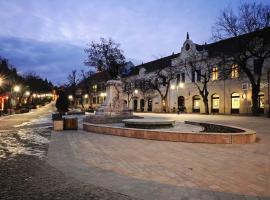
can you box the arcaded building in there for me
[122,28,270,115]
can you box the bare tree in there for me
[123,78,155,111]
[212,2,270,115]
[84,38,126,79]
[183,50,213,114]
[149,66,180,112]
[122,81,134,109]
[135,78,155,111]
[79,70,93,95]
[212,2,270,40]
[67,70,79,94]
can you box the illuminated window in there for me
[92,84,97,92]
[259,92,264,110]
[231,93,240,114]
[231,64,239,78]
[212,67,218,80]
[212,94,219,109]
[193,95,200,113]
[231,93,240,109]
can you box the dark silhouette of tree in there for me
[23,73,53,93]
[84,38,126,79]
[56,90,69,116]
[79,70,92,95]
[212,2,270,115]
[67,70,79,96]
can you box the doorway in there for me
[133,99,138,111]
[140,99,145,112]
[177,96,185,112]
[147,99,152,112]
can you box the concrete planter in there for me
[53,120,64,131]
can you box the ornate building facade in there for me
[122,28,270,115]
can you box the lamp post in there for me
[267,68,270,117]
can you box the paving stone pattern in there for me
[48,114,270,200]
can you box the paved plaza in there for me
[48,113,270,200]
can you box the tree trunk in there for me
[251,84,260,116]
[161,96,169,113]
[127,94,130,109]
[203,97,209,114]
[200,88,209,114]
[165,97,169,112]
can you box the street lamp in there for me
[25,91,30,96]
[13,85,20,92]
[170,84,176,90]
[68,95,73,100]
[134,89,139,94]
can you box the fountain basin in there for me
[83,120,256,144]
[122,118,175,129]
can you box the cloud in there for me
[1,0,267,85]
[0,36,88,85]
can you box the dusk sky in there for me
[0,0,268,85]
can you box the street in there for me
[0,103,55,130]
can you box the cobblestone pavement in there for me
[48,114,270,200]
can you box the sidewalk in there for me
[48,114,270,200]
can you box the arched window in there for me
[178,96,185,112]
[211,94,219,113]
[193,95,200,113]
[231,93,240,114]
[259,92,264,113]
